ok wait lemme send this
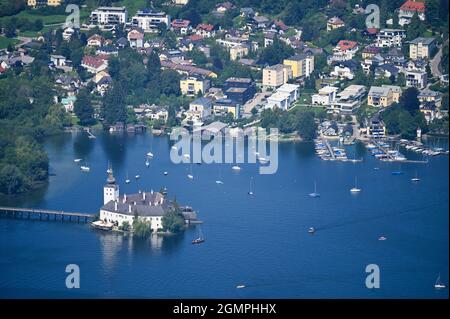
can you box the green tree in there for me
[132,218,152,238]
[162,209,185,233]
[296,111,317,140]
[74,89,95,126]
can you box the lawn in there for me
[0,36,19,49]
[116,0,147,16]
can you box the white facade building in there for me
[131,9,171,33]
[329,85,367,114]
[312,86,339,106]
[90,7,128,26]
[375,29,406,48]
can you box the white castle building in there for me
[100,166,174,231]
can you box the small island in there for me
[91,166,200,238]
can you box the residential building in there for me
[328,40,359,64]
[368,85,402,107]
[62,27,75,41]
[215,2,235,14]
[81,56,108,74]
[160,60,217,78]
[398,0,426,26]
[90,7,128,27]
[283,54,315,78]
[180,76,210,96]
[195,24,215,38]
[362,45,382,59]
[405,69,427,89]
[262,64,293,88]
[361,54,385,74]
[223,77,256,105]
[375,29,406,48]
[187,97,212,121]
[327,17,345,31]
[28,0,62,7]
[171,19,191,34]
[229,44,249,61]
[127,28,144,49]
[409,37,436,60]
[330,85,367,114]
[312,86,339,106]
[266,84,300,110]
[330,61,358,80]
[131,9,171,33]
[366,116,386,138]
[418,89,442,108]
[173,0,190,5]
[213,99,241,119]
[87,34,105,47]
[50,55,67,67]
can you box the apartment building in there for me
[131,9,171,33]
[283,54,315,78]
[262,64,293,88]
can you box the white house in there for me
[330,85,367,114]
[131,9,171,33]
[266,84,300,110]
[375,29,406,48]
[312,86,339,106]
[328,40,359,64]
[90,6,128,26]
[398,0,425,26]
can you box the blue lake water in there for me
[0,131,448,298]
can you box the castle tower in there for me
[104,164,119,204]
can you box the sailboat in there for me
[187,164,194,180]
[248,177,254,195]
[215,169,224,184]
[74,158,82,163]
[309,181,320,198]
[232,165,241,171]
[192,226,205,244]
[145,158,150,167]
[434,274,446,289]
[411,170,420,182]
[125,171,131,184]
[350,177,361,193]
[308,227,316,234]
[236,284,246,289]
[80,165,90,172]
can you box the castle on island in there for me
[97,166,198,231]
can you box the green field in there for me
[0,36,19,49]
[116,0,147,16]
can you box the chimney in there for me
[151,189,153,194]
[114,201,118,211]
[128,205,132,213]
[143,192,146,200]
[123,194,127,203]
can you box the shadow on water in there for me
[73,131,95,160]
[99,131,128,168]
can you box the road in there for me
[14,36,33,48]
[430,40,447,78]
[243,91,271,117]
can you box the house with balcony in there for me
[329,85,367,114]
[328,40,359,64]
[187,97,213,121]
[90,7,128,28]
[262,64,293,88]
[398,0,426,26]
[131,8,171,33]
[180,76,210,96]
[312,86,339,106]
[213,99,241,119]
[375,29,406,48]
[368,85,402,107]
[327,17,345,31]
[409,37,436,60]
[266,84,300,110]
[127,28,145,49]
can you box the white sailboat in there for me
[145,158,150,167]
[248,177,254,195]
[215,169,224,184]
[232,165,241,171]
[308,227,316,234]
[411,170,420,182]
[350,177,361,193]
[125,171,130,184]
[187,164,194,180]
[80,165,90,172]
[434,274,446,289]
[236,284,246,289]
[309,181,320,198]
[192,225,205,244]
[74,158,82,163]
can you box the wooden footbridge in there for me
[0,206,96,223]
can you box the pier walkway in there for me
[0,206,96,223]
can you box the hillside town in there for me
[0,0,449,194]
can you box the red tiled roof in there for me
[82,56,107,69]
[367,27,378,35]
[188,34,203,42]
[0,65,6,73]
[88,34,104,42]
[171,19,191,28]
[337,40,358,51]
[273,20,288,30]
[197,23,214,32]
[128,29,144,40]
[400,0,425,13]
